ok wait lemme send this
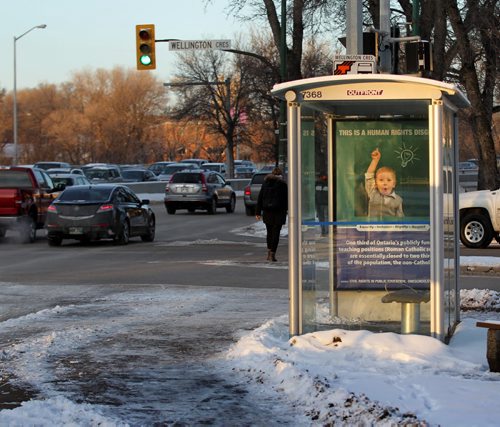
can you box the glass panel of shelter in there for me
[300,102,434,335]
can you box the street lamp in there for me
[13,24,47,165]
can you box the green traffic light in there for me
[140,55,152,66]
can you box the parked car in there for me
[234,159,256,169]
[243,172,268,216]
[458,161,479,172]
[148,161,175,175]
[50,173,91,189]
[202,162,227,176]
[258,165,275,173]
[235,166,256,179]
[459,188,500,248]
[46,184,155,246]
[121,168,158,182]
[85,165,123,183]
[34,161,71,170]
[156,163,197,181]
[164,170,236,215]
[47,168,85,176]
[180,158,208,168]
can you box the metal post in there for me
[379,0,392,73]
[287,99,301,337]
[278,0,287,169]
[13,36,18,165]
[346,0,363,54]
[429,101,444,340]
[327,116,337,317]
[12,24,46,165]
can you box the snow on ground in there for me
[0,288,499,426]
[1,218,499,425]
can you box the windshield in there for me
[58,187,113,202]
[86,169,112,179]
[162,165,193,174]
[51,177,73,186]
[203,164,222,172]
[251,174,266,185]
[122,170,143,179]
[0,170,33,188]
[171,172,203,184]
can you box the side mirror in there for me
[141,199,150,205]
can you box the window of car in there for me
[76,177,89,185]
[58,186,113,202]
[206,173,219,184]
[123,187,141,204]
[214,174,226,185]
[0,170,33,187]
[34,169,54,189]
[171,172,202,184]
[251,174,267,185]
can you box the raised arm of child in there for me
[366,148,381,174]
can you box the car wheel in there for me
[188,207,195,213]
[495,233,500,245]
[226,195,236,213]
[245,206,254,216]
[0,228,6,238]
[19,216,36,243]
[166,206,176,215]
[115,220,130,245]
[141,216,155,242]
[48,234,63,247]
[460,213,494,248]
[207,197,217,215]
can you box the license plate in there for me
[69,227,83,235]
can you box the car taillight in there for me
[165,183,170,193]
[244,185,251,196]
[201,174,208,192]
[97,204,113,212]
[47,204,57,213]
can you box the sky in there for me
[1,0,251,92]
[0,219,499,425]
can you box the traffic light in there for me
[136,24,156,70]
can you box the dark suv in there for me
[164,170,236,215]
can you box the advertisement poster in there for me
[334,120,430,290]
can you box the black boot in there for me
[267,250,272,261]
[270,252,277,262]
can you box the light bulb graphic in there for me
[400,149,414,167]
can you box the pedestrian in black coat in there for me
[255,167,288,262]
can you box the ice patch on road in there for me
[200,260,288,269]
[157,238,265,247]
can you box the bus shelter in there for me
[271,74,469,342]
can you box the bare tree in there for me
[445,0,499,189]
[220,0,499,189]
[169,48,254,177]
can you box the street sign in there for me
[169,39,231,51]
[333,55,376,75]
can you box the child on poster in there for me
[365,148,404,219]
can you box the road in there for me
[0,198,498,302]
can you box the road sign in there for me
[333,55,376,75]
[169,39,231,51]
